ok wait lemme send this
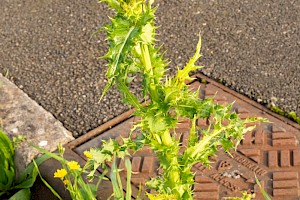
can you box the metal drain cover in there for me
[72,75,300,199]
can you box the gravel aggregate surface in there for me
[0,0,299,137]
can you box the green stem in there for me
[161,129,172,146]
[155,130,182,196]
[140,44,153,75]
[140,43,159,102]
[156,145,181,196]
[140,41,181,194]
[154,133,162,144]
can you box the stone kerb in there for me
[0,74,74,174]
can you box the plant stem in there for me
[140,44,153,75]
[153,129,183,196]
[140,42,182,195]
[140,43,159,102]
[139,40,182,194]
[161,129,172,146]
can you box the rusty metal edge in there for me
[195,73,300,130]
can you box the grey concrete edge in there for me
[0,73,74,175]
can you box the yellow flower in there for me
[54,168,67,179]
[84,150,93,159]
[67,161,80,170]
[63,179,69,185]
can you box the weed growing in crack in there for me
[36,0,267,199]
[86,0,266,199]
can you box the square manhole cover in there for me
[70,74,300,199]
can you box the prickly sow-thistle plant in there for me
[95,0,263,199]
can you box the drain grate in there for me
[70,74,300,199]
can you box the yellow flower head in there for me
[67,161,80,170]
[84,150,93,159]
[63,179,69,185]
[54,168,67,179]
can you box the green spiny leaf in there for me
[101,25,139,99]
[175,35,202,87]
[118,81,143,109]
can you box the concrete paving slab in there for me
[0,74,74,174]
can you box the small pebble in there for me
[38,140,48,147]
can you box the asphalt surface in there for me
[0,0,299,137]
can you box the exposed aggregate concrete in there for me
[0,0,299,137]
